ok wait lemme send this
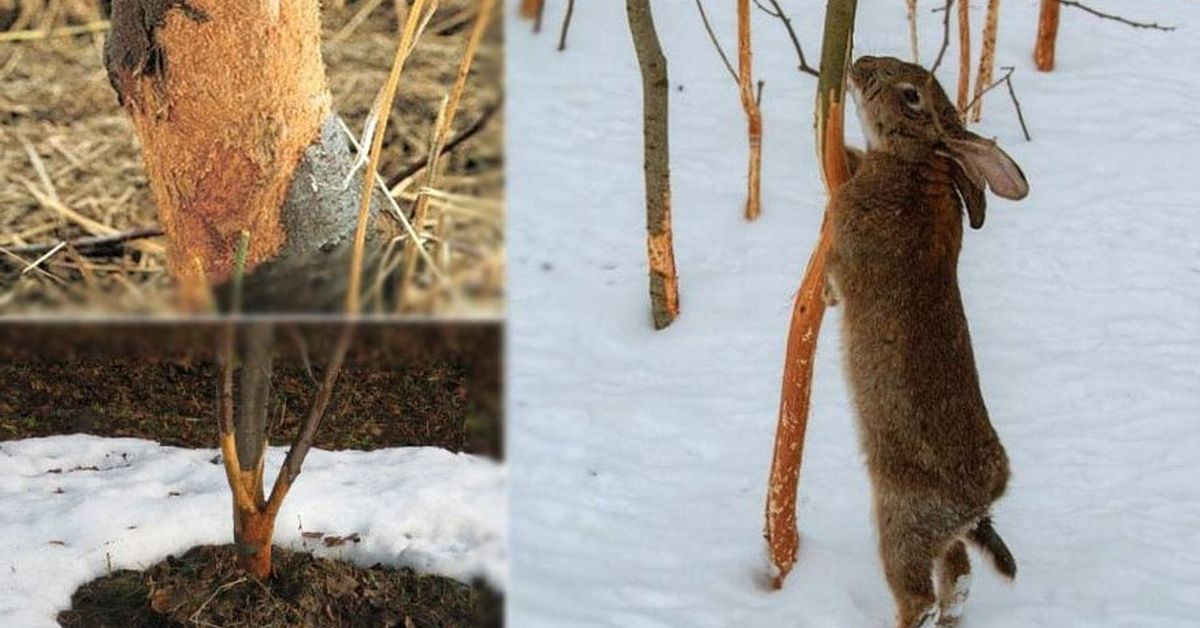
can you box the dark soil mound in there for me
[57,545,502,628]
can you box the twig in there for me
[907,0,920,63]
[557,0,576,51]
[1059,0,1175,31]
[962,66,1031,141]
[930,0,955,73]
[386,99,501,188]
[752,0,820,77]
[265,323,356,515]
[1,227,164,257]
[695,0,738,85]
[0,20,110,43]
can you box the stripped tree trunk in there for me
[627,0,680,330]
[1034,0,1059,71]
[104,0,387,313]
[956,0,971,112]
[970,0,1001,121]
[737,0,763,221]
[765,0,857,590]
[906,0,919,63]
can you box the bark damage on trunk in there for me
[1034,0,1060,72]
[105,0,384,312]
[765,0,856,590]
[628,0,680,330]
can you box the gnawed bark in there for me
[627,0,680,330]
[104,0,386,312]
[956,0,971,111]
[971,0,1001,121]
[1034,0,1060,71]
[766,0,857,590]
[737,0,762,221]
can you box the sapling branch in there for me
[557,0,575,51]
[265,323,356,516]
[930,0,954,74]
[752,0,820,78]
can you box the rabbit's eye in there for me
[901,87,922,107]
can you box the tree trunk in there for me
[970,0,1001,121]
[235,322,274,497]
[1034,0,1059,71]
[104,0,386,313]
[737,0,762,221]
[956,0,971,112]
[906,0,919,63]
[627,0,680,330]
[234,506,276,580]
[765,0,857,590]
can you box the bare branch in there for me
[557,0,576,51]
[1059,0,1175,31]
[695,0,739,85]
[752,0,820,77]
[930,0,955,74]
[963,66,1032,141]
[265,323,356,515]
[0,226,163,259]
[386,98,501,189]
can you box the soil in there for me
[56,545,502,628]
[0,322,503,456]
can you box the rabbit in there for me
[823,55,1029,628]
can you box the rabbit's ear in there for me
[949,160,987,229]
[943,134,1029,201]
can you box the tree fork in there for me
[104,0,387,312]
[627,0,680,330]
[765,0,856,590]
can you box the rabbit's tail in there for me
[967,516,1016,579]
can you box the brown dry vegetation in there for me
[0,0,503,316]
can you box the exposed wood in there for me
[519,0,542,20]
[956,0,971,112]
[906,0,919,63]
[1034,0,1060,71]
[105,0,328,299]
[765,0,857,590]
[970,0,1001,121]
[627,0,680,330]
[737,0,763,221]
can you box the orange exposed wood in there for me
[234,507,276,580]
[737,0,762,221]
[1034,0,1060,71]
[972,0,1002,121]
[112,1,330,304]
[519,0,542,20]
[956,0,972,112]
[766,0,856,583]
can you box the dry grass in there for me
[0,0,503,316]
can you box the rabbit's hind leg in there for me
[935,540,971,627]
[878,509,941,628]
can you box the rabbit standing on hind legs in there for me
[824,56,1029,628]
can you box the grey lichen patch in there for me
[104,0,209,105]
[217,115,388,313]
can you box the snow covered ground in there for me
[508,1,1200,626]
[0,435,505,627]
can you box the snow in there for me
[0,435,505,627]
[508,1,1200,627]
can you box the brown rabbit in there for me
[824,56,1029,628]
